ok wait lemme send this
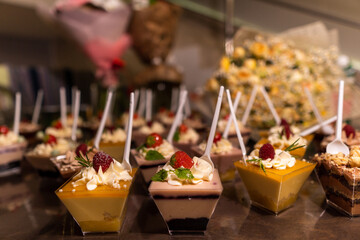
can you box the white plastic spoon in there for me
[138,88,146,117]
[145,89,152,122]
[123,92,134,171]
[300,116,337,137]
[226,89,247,164]
[31,89,43,125]
[60,87,67,127]
[167,91,188,145]
[223,91,241,139]
[134,89,139,112]
[201,86,224,170]
[71,90,81,142]
[241,85,257,126]
[171,87,179,113]
[326,80,349,155]
[259,86,281,125]
[13,92,21,136]
[94,90,113,149]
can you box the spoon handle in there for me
[336,80,345,140]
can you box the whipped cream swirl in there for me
[139,140,175,159]
[0,131,25,146]
[198,138,233,154]
[72,160,132,191]
[31,138,72,157]
[45,127,82,139]
[101,128,126,143]
[249,148,296,170]
[139,122,165,135]
[177,128,199,144]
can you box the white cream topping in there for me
[177,128,199,144]
[217,119,243,134]
[268,133,307,150]
[269,125,301,136]
[139,122,165,135]
[121,113,145,128]
[249,148,296,170]
[159,156,214,186]
[101,128,126,143]
[198,138,233,154]
[72,160,132,191]
[139,140,175,159]
[161,114,174,125]
[45,127,82,139]
[66,116,83,126]
[31,138,71,157]
[0,131,25,146]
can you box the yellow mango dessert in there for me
[97,128,126,160]
[56,151,136,234]
[235,140,315,214]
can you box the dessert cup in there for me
[56,168,137,234]
[313,148,360,216]
[192,145,242,182]
[97,141,125,160]
[149,169,223,235]
[19,122,41,146]
[0,141,28,167]
[26,154,58,172]
[235,160,315,214]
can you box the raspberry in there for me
[44,134,57,145]
[147,121,153,127]
[213,132,222,144]
[0,125,9,135]
[111,58,125,70]
[259,143,275,160]
[280,118,289,127]
[145,133,163,148]
[75,143,88,158]
[343,124,356,138]
[93,152,113,173]
[168,112,175,117]
[179,124,188,133]
[281,124,292,140]
[97,111,103,120]
[52,120,63,129]
[169,151,194,169]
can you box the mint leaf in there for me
[173,130,180,142]
[145,150,165,160]
[151,169,168,181]
[174,168,194,180]
[136,144,145,151]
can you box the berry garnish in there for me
[97,111,103,120]
[169,151,194,169]
[75,143,88,158]
[343,124,356,138]
[0,125,9,135]
[224,114,230,120]
[280,118,289,127]
[44,134,57,144]
[213,132,222,144]
[52,120,63,129]
[281,124,292,140]
[179,124,188,133]
[147,121,153,127]
[259,143,275,160]
[111,58,125,70]
[145,133,163,148]
[168,112,175,117]
[93,152,113,173]
[107,125,116,133]
[133,113,139,120]
[159,107,167,113]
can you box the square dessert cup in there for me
[191,146,243,182]
[314,158,360,217]
[55,168,137,235]
[0,142,28,167]
[148,169,223,235]
[131,149,174,184]
[25,154,59,173]
[235,160,315,214]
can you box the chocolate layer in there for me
[167,217,209,231]
[153,194,220,200]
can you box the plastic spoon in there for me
[226,89,247,164]
[137,88,146,117]
[241,85,257,126]
[94,90,113,149]
[171,87,179,113]
[201,86,224,170]
[71,86,77,116]
[180,84,191,118]
[300,116,337,137]
[145,89,152,122]
[71,90,81,142]
[304,87,334,135]
[223,91,241,139]
[13,92,21,136]
[123,92,134,171]
[167,91,188,145]
[326,80,349,155]
[134,89,139,112]
[259,86,280,125]
[60,87,67,127]
[31,89,43,125]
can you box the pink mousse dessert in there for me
[149,151,223,235]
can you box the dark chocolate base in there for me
[167,217,209,232]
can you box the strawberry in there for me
[133,113,139,120]
[168,112,175,117]
[169,151,194,169]
[224,114,230,120]
[111,58,125,70]
[0,125,9,135]
[259,143,275,160]
[93,152,113,173]
[52,120,63,129]
[343,124,356,138]
[75,143,88,158]
[213,132,222,144]
[44,134,57,145]
[145,133,163,148]
[179,124,188,133]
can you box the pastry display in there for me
[192,132,242,181]
[149,151,222,234]
[172,124,200,156]
[313,146,360,216]
[56,151,136,234]
[132,121,166,147]
[131,133,176,183]
[26,135,74,172]
[235,141,315,214]
[320,124,360,151]
[0,125,27,166]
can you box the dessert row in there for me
[1,83,358,235]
